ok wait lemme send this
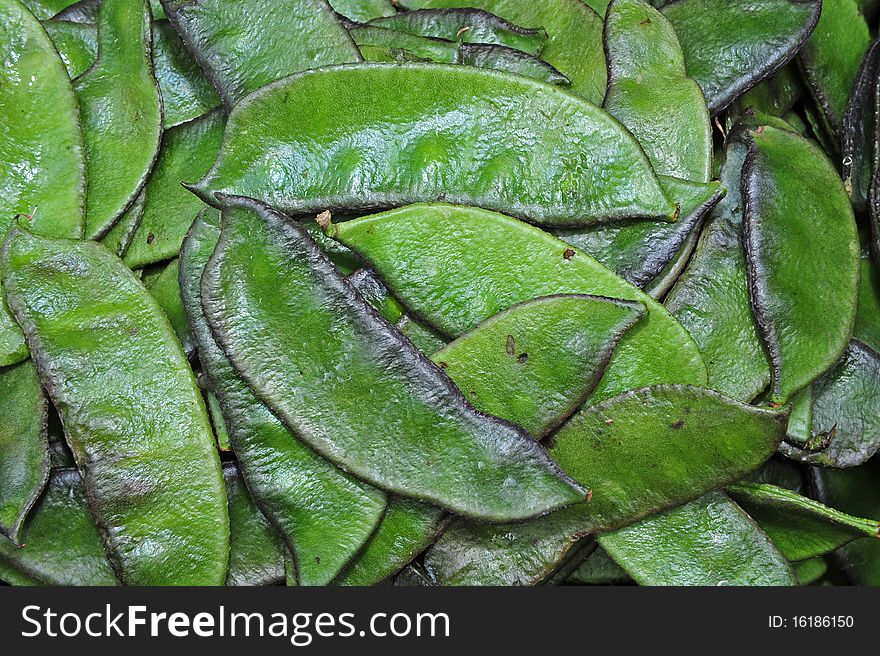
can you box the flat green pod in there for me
[424,386,787,585]
[399,0,607,104]
[2,227,229,585]
[368,8,547,55]
[349,26,570,85]
[603,0,712,183]
[124,111,224,269]
[810,462,880,585]
[0,0,86,365]
[194,64,675,227]
[729,481,880,562]
[330,0,396,22]
[152,20,221,128]
[22,0,77,18]
[798,0,870,140]
[42,19,97,78]
[0,359,48,543]
[205,389,231,451]
[202,195,585,521]
[0,469,118,586]
[729,64,803,126]
[642,227,699,300]
[779,340,880,467]
[50,0,96,21]
[565,546,631,585]
[162,0,361,107]
[223,463,285,587]
[665,131,771,401]
[146,259,194,356]
[338,294,644,585]
[855,251,880,352]
[75,0,162,239]
[331,204,706,403]
[661,0,822,115]
[743,125,860,403]
[794,557,828,585]
[180,207,388,586]
[557,178,724,290]
[841,41,880,215]
[99,190,145,258]
[0,559,41,585]
[598,491,796,586]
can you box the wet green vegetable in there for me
[201,195,585,522]
[75,0,162,240]
[145,258,194,356]
[3,227,228,585]
[329,0,395,22]
[42,18,97,78]
[194,64,674,227]
[162,0,361,106]
[743,125,859,403]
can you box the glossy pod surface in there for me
[194,64,676,227]
[2,228,229,585]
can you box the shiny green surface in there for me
[195,64,674,227]
[841,42,880,214]
[798,0,870,138]
[2,228,228,585]
[779,340,880,467]
[224,462,285,587]
[855,252,880,352]
[729,481,880,562]
[202,196,584,522]
[0,359,47,542]
[332,204,706,403]
[152,19,221,128]
[145,258,194,356]
[424,385,786,584]
[350,26,569,85]
[75,0,162,239]
[180,207,387,587]
[603,0,711,182]
[330,0,396,22]
[99,190,144,258]
[162,0,361,107]
[124,111,224,268]
[400,0,607,104]
[21,0,76,18]
[743,125,860,403]
[557,178,723,289]
[599,491,796,585]
[368,8,547,55]
[665,131,771,401]
[0,469,118,586]
[43,19,97,78]
[661,0,821,114]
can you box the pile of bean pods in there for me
[1,0,879,587]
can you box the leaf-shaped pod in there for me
[2,227,229,585]
[743,125,860,403]
[598,491,796,586]
[660,0,821,115]
[338,293,644,585]
[729,481,880,562]
[855,250,880,352]
[779,339,880,467]
[557,178,723,290]
[603,0,712,183]
[43,19,97,78]
[332,204,705,402]
[841,41,880,214]
[180,207,387,587]
[194,64,674,227]
[99,190,145,258]
[665,129,771,402]
[399,0,606,104]
[223,463,285,587]
[0,469,118,586]
[0,359,48,543]
[202,195,585,522]
[161,0,361,107]
[75,0,162,240]
[21,0,77,18]
[798,0,871,140]
[368,8,547,55]
[124,110,224,269]
[424,386,787,585]
[146,259,194,356]
[348,26,570,86]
